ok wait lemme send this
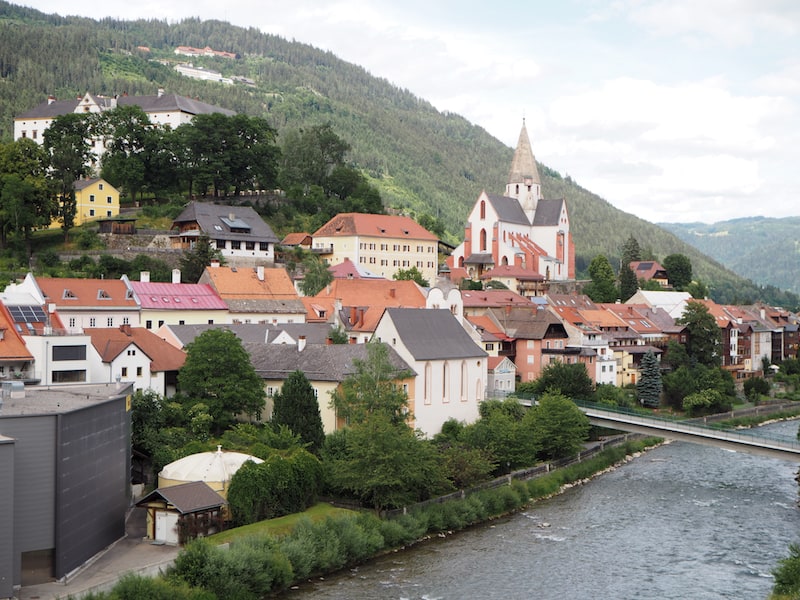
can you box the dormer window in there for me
[98,289,111,300]
[63,289,76,299]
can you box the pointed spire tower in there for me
[505,119,542,223]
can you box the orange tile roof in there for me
[0,302,34,360]
[487,355,514,370]
[281,232,312,246]
[466,314,510,341]
[313,279,426,332]
[599,304,662,334]
[313,213,438,240]
[200,266,299,300]
[579,308,629,328]
[37,277,137,308]
[85,325,186,371]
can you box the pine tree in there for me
[271,370,325,454]
[619,262,638,302]
[636,350,662,408]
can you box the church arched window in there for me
[480,200,485,219]
[479,229,487,251]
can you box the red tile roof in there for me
[0,302,34,360]
[200,266,299,300]
[313,213,438,240]
[131,282,227,310]
[37,277,137,308]
[461,289,532,308]
[85,325,186,371]
[281,232,312,246]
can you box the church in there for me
[447,121,575,293]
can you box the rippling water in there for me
[284,421,800,600]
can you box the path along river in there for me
[283,420,800,600]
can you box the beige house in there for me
[310,213,440,285]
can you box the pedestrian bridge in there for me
[574,401,800,462]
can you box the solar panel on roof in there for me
[8,305,46,323]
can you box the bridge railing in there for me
[571,399,800,452]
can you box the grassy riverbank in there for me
[80,438,662,599]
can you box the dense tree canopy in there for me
[583,254,618,303]
[528,391,591,461]
[178,329,265,433]
[676,300,721,367]
[663,253,693,291]
[636,350,662,408]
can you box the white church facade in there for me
[448,122,575,290]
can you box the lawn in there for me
[209,502,355,545]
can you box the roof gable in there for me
[137,481,226,514]
[383,308,487,360]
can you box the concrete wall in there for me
[0,438,14,599]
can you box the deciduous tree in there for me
[529,391,591,461]
[677,300,721,367]
[531,361,594,401]
[178,329,265,433]
[663,253,693,291]
[299,256,333,296]
[583,254,618,303]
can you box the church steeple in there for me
[506,119,542,223]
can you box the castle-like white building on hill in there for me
[448,122,575,288]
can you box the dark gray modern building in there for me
[0,383,132,598]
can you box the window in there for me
[52,369,86,383]
[89,194,95,202]
[68,317,76,328]
[260,242,270,251]
[158,320,164,327]
[89,209,95,216]
[231,241,241,250]
[527,355,534,364]
[89,317,96,327]
[99,183,104,190]
[480,200,485,219]
[52,345,87,361]
[479,229,487,251]
[208,319,214,324]
[107,210,112,217]
[121,367,128,377]
[527,340,534,349]
[122,317,129,325]
[179,320,185,325]
[107,317,114,327]
[136,367,142,377]
[146,320,152,329]
[245,241,255,250]
[107,196,112,203]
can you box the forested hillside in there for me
[661,217,800,296]
[0,1,796,307]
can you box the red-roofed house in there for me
[86,325,186,396]
[630,261,669,287]
[480,264,547,298]
[311,213,439,285]
[6,274,140,333]
[487,355,517,397]
[310,279,427,343]
[460,289,533,318]
[0,302,35,382]
[124,273,228,331]
[328,257,384,280]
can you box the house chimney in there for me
[120,324,132,336]
[47,95,56,104]
[210,259,220,268]
[297,335,306,352]
[229,213,236,221]
[349,306,357,326]
[172,269,181,284]
[256,266,264,281]
[157,88,165,97]
[140,271,150,283]
[389,288,396,298]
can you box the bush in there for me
[743,377,771,402]
[773,543,800,597]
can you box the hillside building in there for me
[448,121,575,288]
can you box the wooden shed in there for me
[136,481,226,545]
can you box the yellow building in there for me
[50,178,120,229]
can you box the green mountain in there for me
[661,217,800,296]
[0,1,796,308]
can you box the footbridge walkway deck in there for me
[572,401,800,462]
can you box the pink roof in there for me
[131,282,228,310]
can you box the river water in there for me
[283,420,800,600]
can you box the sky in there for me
[20,0,800,224]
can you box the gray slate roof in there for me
[165,322,333,347]
[137,481,226,514]
[243,342,415,381]
[16,93,234,120]
[486,193,529,225]
[488,306,568,340]
[384,308,487,361]
[531,198,565,227]
[224,298,306,314]
[172,202,279,243]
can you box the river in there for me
[283,420,800,600]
